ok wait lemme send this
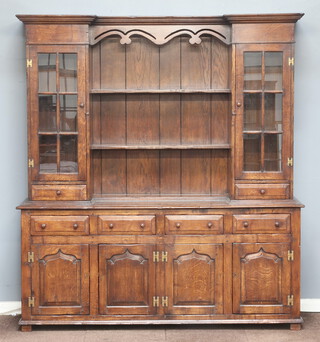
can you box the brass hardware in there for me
[56,190,61,196]
[207,222,213,228]
[28,159,34,168]
[275,221,280,228]
[79,103,84,108]
[162,251,168,263]
[28,297,35,307]
[73,223,78,229]
[176,223,181,228]
[260,189,266,195]
[288,250,294,261]
[153,251,159,263]
[41,224,46,229]
[140,223,145,229]
[243,221,249,228]
[27,252,34,263]
[287,157,293,167]
[109,223,114,229]
[26,59,32,68]
[153,296,159,307]
[162,296,168,307]
[288,57,294,66]
[236,102,241,107]
[287,295,294,306]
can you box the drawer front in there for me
[31,185,87,201]
[31,216,89,235]
[233,214,290,233]
[98,215,156,234]
[165,215,223,234]
[235,184,289,200]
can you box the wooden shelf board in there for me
[90,89,231,94]
[90,144,231,150]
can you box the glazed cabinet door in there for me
[234,44,293,192]
[233,243,292,314]
[30,244,89,315]
[165,244,224,315]
[28,45,87,182]
[99,244,157,316]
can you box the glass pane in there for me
[244,134,261,171]
[38,53,56,92]
[39,95,57,132]
[60,95,77,132]
[244,52,262,90]
[39,135,57,173]
[265,52,283,90]
[60,135,78,173]
[265,93,283,131]
[59,53,77,92]
[265,134,282,171]
[244,93,262,131]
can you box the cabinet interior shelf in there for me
[90,144,231,150]
[90,89,231,94]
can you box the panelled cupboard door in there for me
[233,243,292,314]
[31,244,89,315]
[28,45,87,181]
[234,44,293,181]
[99,244,156,315]
[165,244,223,315]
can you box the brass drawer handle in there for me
[41,223,46,229]
[207,222,213,228]
[260,189,266,195]
[73,223,78,229]
[140,223,145,229]
[56,190,61,196]
[109,223,114,229]
[274,221,280,228]
[243,221,249,228]
[176,223,181,228]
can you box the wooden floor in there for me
[0,313,319,341]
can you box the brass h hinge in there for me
[287,157,293,167]
[153,251,159,263]
[28,296,35,307]
[153,296,159,307]
[162,251,168,263]
[288,57,294,66]
[28,159,34,168]
[287,295,294,306]
[162,296,168,307]
[27,251,34,263]
[288,250,294,261]
[26,59,32,68]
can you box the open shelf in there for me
[90,144,231,150]
[90,88,231,94]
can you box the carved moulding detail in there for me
[108,249,147,265]
[174,249,214,265]
[90,25,231,45]
[39,249,80,265]
[241,248,281,264]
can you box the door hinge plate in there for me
[288,250,294,261]
[288,57,294,66]
[28,159,34,168]
[287,157,293,167]
[162,296,168,307]
[27,59,32,68]
[162,251,168,263]
[153,251,159,263]
[27,251,34,263]
[153,296,159,307]
[28,296,35,307]
[287,295,294,306]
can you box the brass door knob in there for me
[236,102,242,107]
[56,190,61,196]
[109,223,114,229]
[176,223,181,228]
[207,222,213,228]
[79,103,84,108]
[140,223,145,229]
[41,224,46,229]
[243,221,249,228]
[260,189,266,195]
[275,221,280,228]
[73,224,78,229]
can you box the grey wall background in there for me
[0,0,318,301]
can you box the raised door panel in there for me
[31,244,89,315]
[165,244,223,316]
[233,243,291,314]
[99,244,156,315]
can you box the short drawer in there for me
[235,184,289,200]
[165,215,223,234]
[233,214,290,233]
[31,185,87,201]
[98,215,156,234]
[31,216,90,235]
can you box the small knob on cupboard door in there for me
[41,224,46,229]
[243,221,249,228]
[140,223,145,229]
[236,102,242,107]
[109,223,114,229]
[176,223,181,229]
[79,103,84,108]
[260,189,266,195]
[73,224,78,229]
[56,190,61,196]
[274,221,280,228]
[207,222,213,228]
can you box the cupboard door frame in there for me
[28,45,87,182]
[233,242,292,314]
[98,244,157,316]
[165,244,224,316]
[31,244,90,315]
[234,43,293,181]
